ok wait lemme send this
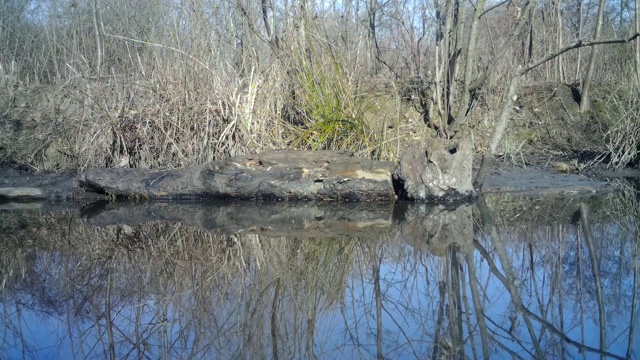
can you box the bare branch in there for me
[467,0,536,93]
[524,33,640,73]
[480,0,510,18]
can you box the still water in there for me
[1,191,639,360]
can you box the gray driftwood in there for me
[79,150,397,201]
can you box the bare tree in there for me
[457,0,488,119]
[554,0,565,82]
[576,0,584,79]
[580,0,606,112]
[636,0,640,83]
[368,0,382,73]
[261,0,279,49]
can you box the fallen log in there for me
[78,150,398,202]
[2,147,622,203]
[1,141,480,202]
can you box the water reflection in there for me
[1,192,639,359]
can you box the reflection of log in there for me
[79,201,477,243]
[79,150,397,202]
[396,203,474,256]
[81,201,396,238]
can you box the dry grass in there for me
[0,61,292,170]
[594,88,640,168]
[1,0,639,171]
[500,83,640,169]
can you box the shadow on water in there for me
[1,187,639,359]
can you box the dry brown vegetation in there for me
[0,0,638,171]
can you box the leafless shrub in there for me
[597,90,640,168]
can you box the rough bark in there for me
[394,138,475,201]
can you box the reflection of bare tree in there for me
[629,220,639,360]
[432,278,446,360]
[271,277,282,360]
[477,196,545,358]
[0,192,639,359]
[106,255,116,360]
[475,194,637,360]
[369,242,384,360]
[618,185,640,360]
[579,202,606,358]
[464,251,489,359]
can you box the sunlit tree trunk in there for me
[368,0,381,73]
[580,0,605,112]
[457,0,488,118]
[576,0,584,79]
[555,0,565,82]
[635,0,640,84]
[448,0,536,135]
[474,70,524,189]
[261,0,278,49]
[92,0,102,76]
[433,0,446,125]
[441,1,455,126]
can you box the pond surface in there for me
[1,191,639,360]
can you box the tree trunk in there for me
[448,0,536,135]
[368,0,381,73]
[576,0,584,80]
[434,2,445,122]
[261,0,278,48]
[474,69,524,190]
[555,0,565,83]
[580,0,605,112]
[636,0,640,86]
[92,0,102,76]
[457,0,488,118]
